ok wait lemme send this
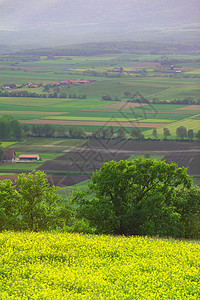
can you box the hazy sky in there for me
[0,0,200,31]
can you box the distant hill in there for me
[0,0,199,46]
[10,41,200,57]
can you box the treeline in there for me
[0,89,87,100]
[0,160,200,239]
[101,92,200,105]
[0,115,22,141]
[123,91,200,105]
[22,124,86,138]
[12,48,122,57]
[151,126,200,140]
[3,120,200,141]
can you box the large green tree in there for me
[0,179,20,231]
[73,158,200,238]
[14,171,70,231]
[0,115,22,141]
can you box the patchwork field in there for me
[0,95,199,138]
[1,53,200,187]
[38,140,200,186]
[2,139,200,187]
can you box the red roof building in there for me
[19,155,40,161]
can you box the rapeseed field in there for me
[0,232,199,299]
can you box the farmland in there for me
[0,231,199,299]
[0,51,200,138]
[2,139,199,187]
[0,50,200,186]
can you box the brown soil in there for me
[175,105,200,111]
[20,119,166,128]
[38,140,200,186]
[1,140,200,187]
[176,66,198,71]
[0,174,19,182]
[100,102,148,109]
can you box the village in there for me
[1,79,96,90]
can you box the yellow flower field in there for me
[0,232,199,299]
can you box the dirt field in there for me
[20,119,165,128]
[1,140,199,187]
[175,105,200,111]
[0,174,19,182]
[100,102,148,109]
[38,140,200,186]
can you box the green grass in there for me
[144,118,200,139]
[6,138,86,154]
[0,97,69,107]
[44,116,140,122]
[0,161,43,171]
[1,141,17,148]
[0,172,15,176]
[192,115,200,120]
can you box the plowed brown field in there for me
[100,102,148,109]
[38,140,200,186]
[176,105,200,111]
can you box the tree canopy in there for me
[0,115,22,141]
[73,158,200,238]
[0,171,71,231]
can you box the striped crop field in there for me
[137,119,173,123]
[43,116,173,123]
[43,116,139,122]
[0,231,199,299]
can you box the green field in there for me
[0,53,200,139]
[144,117,200,138]
[0,231,199,299]
[0,53,200,101]
[0,161,43,171]
[4,138,86,154]
[1,97,200,137]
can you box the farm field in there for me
[0,52,200,138]
[0,231,199,299]
[1,95,200,137]
[3,139,200,187]
[37,140,200,187]
[0,53,200,101]
[1,52,200,186]
[4,138,86,154]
